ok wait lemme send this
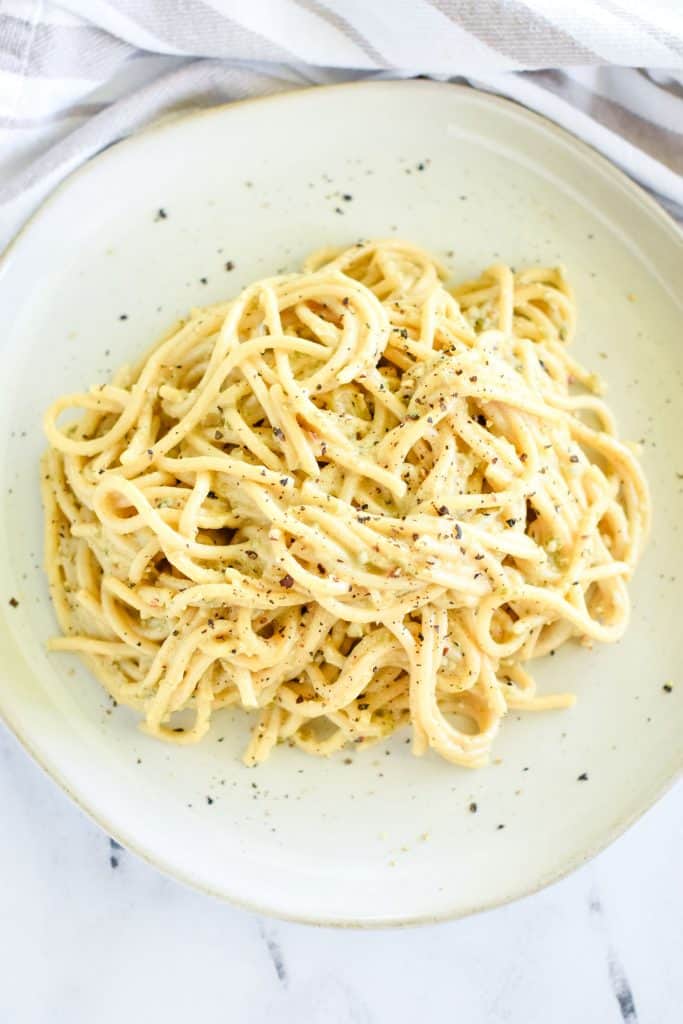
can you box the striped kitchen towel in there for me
[1,0,681,245]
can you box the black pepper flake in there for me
[200,277,208,285]
[342,193,353,201]
[662,683,673,693]
[119,314,128,321]
[225,260,235,271]
[279,477,289,486]
[334,207,344,215]
[280,574,295,589]
[496,824,505,830]
[342,297,350,306]
[437,505,449,517]
[469,802,477,813]
[506,518,516,527]
[206,796,214,805]
[8,597,18,608]
[155,208,167,221]
[569,455,579,463]
[577,772,589,781]
[273,427,285,440]
[357,703,369,711]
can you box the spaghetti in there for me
[41,240,650,766]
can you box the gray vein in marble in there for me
[609,954,639,1023]
[589,889,639,1023]
[258,922,288,986]
[108,836,122,869]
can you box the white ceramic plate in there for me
[1,81,681,926]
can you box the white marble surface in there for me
[1,722,680,1024]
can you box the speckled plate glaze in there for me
[0,81,681,926]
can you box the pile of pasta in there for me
[42,240,649,766]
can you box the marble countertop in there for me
[1,724,680,1024]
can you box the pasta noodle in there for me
[41,240,650,767]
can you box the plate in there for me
[0,81,681,926]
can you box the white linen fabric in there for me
[0,0,681,244]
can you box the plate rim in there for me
[0,78,681,928]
